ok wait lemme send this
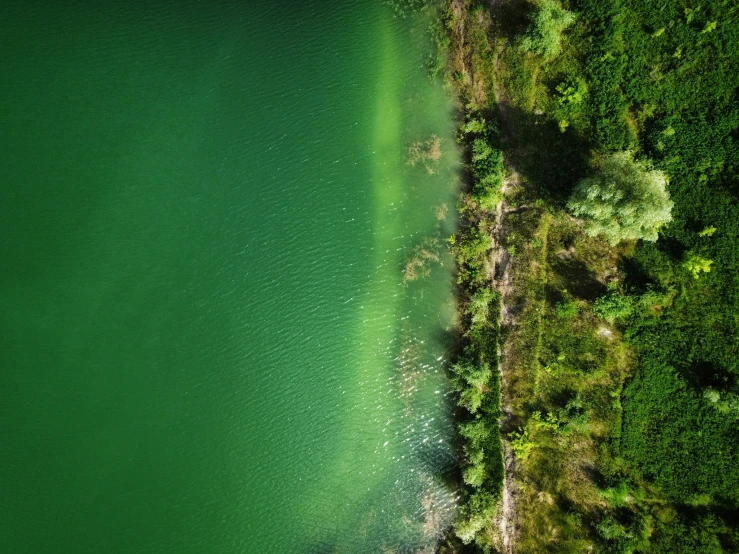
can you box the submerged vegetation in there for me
[433,0,739,551]
[404,237,442,282]
[408,134,444,174]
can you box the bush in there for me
[470,137,503,211]
[450,360,492,414]
[463,461,487,488]
[454,490,498,544]
[555,298,578,318]
[453,227,491,285]
[469,288,497,326]
[471,139,502,178]
[592,284,635,322]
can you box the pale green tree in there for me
[519,0,576,57]
[567,151,673,245]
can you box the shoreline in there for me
[437,1,508,551]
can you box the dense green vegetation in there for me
[558,1,739,548]
[439,0,739,551]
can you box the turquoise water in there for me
[1,1,461,552]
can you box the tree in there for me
[567,151,673,245]
[469,288,496,326]
[450,360,491,414]
[519,0,576,58]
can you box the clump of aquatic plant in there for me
[407,135,442,173]
[403,237,441,282]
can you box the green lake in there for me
[1,1,461,551]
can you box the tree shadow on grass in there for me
[491,0,534,44]
[549,257,607,301]
[619,256,653,292]
[544,283,565,306]
[498,102,592,207]
[655,234,686,263]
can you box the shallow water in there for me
[1,1,461,552]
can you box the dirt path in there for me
[490,8,519,553]
[490,182,518,554]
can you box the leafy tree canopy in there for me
[519,0,575,58]
[567,151,673,245]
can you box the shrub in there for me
[682,253,713,279]
[470,137,503,211]
[471,138,502,178]
[453,227,491,285]
[600,481,634,508]
[462,117,487,135]
[509,427,535,460]
[454,490,498,544]
[636,286,675,314]
[463,462,487,487]
[592,285,635,322]
[555,298,578,318]
[469,288,496,326]
[450,360,492,414]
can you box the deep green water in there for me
[1,1,461,552]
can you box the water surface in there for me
[1,1,461,551]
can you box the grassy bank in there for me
[437,0,739,552]
[437,2,506,551]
